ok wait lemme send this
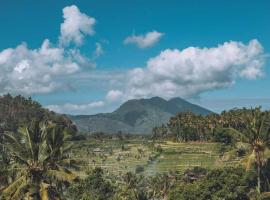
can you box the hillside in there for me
[70,97,212,134]
[0,94,77,133]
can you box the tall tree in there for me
[241,108,270,194]
[0,120,78,200]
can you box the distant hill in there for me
[0,94,76,133]
[69,96,213,134]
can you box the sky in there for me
[0,0,269,114]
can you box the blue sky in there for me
[0,0,269,114]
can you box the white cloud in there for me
[0,39,95,95]
[115,39,266,99]
[124,31,164,49]
[106,90,123,102]
[60,5,96,46]
[47,101,104,115]
[43,39,267,115]
[93,42,104,58]
[0,5,97,96]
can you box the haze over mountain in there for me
[70,97,212,134]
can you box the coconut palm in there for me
[240,108,270,194]
[0,120,78,200]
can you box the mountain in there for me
[69,97,213,134]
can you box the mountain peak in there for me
[149,96,166,101]
[169,97,188,103]
[70,96,212,134]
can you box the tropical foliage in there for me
[153,108,270,143]
[0,120,78,199]
[0,94,77,134]
[1,95,270,199]
[168,167,256,200]
[67,167,115,200]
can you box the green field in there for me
[72,140,240,176]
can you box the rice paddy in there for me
[72,140,239,176]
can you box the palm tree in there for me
[0,120,78,200]
[241,108,270,194]
[151,127,158,140]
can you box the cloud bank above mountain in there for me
[116,39,266,100]
[48,39,267,114]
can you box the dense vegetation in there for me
[65,166,256,200]
[1,95,270,199]
[153,108,270,143]
[0,94,77,133]
[0,120,78,199]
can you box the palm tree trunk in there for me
[257,164,261,194]
[256,150,261,194]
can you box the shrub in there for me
[156,144,163,153]
[169,167,256,200]
[135,165,144,173]
[67,168,115,200]
[213,128,239,145]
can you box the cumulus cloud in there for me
[124,31,164,48]
[116,39,266,99]
[106,90,123,102]
[0,39,94,95]
[60,5,96,46]
[47,101,104,115]
[0,5,97,96]
[42,39,267,115]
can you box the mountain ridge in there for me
[69,96,213,134]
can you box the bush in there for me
[135,165,144,173]
[156,144,163,153]
[169,167,256,200]
[213,128,239,145]
[67,168,115,200]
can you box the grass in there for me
[72,139,240,177]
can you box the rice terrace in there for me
[73,140,235,176]
[1,1,270,200]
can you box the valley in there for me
[72,140,238,177]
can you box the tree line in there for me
[153,107,270,195]
[152,108,270,143]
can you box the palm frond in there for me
[8,178,28,200]
[2,132,22,147]
[245,150,256,171]
[40,182,49,200]
[2,175,26,199]
[38,138,49,163]
[47,169,78,183]
[18,126,34,159]
[260,192,270,198]
[0,143,29,166]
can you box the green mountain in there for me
[70,97,213,134]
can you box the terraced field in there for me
[72,140,239,176]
